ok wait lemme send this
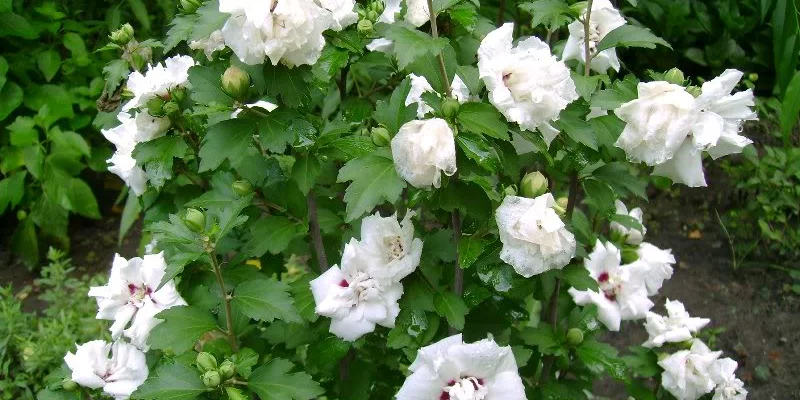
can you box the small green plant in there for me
[0,248,106,400]
[721,146,800,266]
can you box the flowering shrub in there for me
[42,0,758,399]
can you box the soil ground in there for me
[1,179,798,399]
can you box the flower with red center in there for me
[396,334,526,400]
[568,241,654,331]
[89,252,186,350]
[64,340,148,400]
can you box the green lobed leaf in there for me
[149,306,219,354]
[336,153,406,222]
[0,171,26,213]
[265,64,313,108]
[434,291,468,330]
[373,78,416,135]
[243,216,304,257]
[383,23,449,70]
[596,25,672,53]
[248,359,324,400]
[231,279,301,323]
[164,13,197,52]
[291,154,321,195]
[133,363,206,400]
[199,119,258,172]
[575,339,627,380]
[0,81,23,121]
[457,102,509,140]
[188,65,234,105]
[519,0,574,30]
[456,134,502,173]
[64,178,101,219]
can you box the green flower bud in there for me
[371,127,391,147]
[218,360,236,379]
[171,87,187,104]
[180,0,203,13]
[184,208,206,233]
[566,328,584,346]
[61,378,78,391]
[196,352,218,372]
[130,52,147,73]
[357,19,374,34]
[366,10,379,21]
[371,0,385,13]
[556,196,568,211]
[621,246,639,264]
[147,97,166,116]
[221,66,251,101]
[202,370,222,388]
[232,180,253,197]
[748,73,759,82]
[163,101,180,117]
[686,85,702,97]
[110,23,134,45]
[520,171,549,199]
[664,68,685,86]
[359,127,371,136]
[503,185,517,197]
[442,98,460,119]
[226,387,249,400]
[16,210,27,221]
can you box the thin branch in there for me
[307,191,329,273]
[539,174,580,382]
[497,0,506,26]
[582,0,595,76]
[210,253,238,352]
[426,0,452,97]
[450,211,464,334]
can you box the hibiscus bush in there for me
[41,1,757,399]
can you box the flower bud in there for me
[147,97,166,116]
[520,172,548,199]
[218,360,235,379]
[226,387,249,400]
[184,208,206,233]
[232,180,253,197]
[196,352,217,372]
[621,246,639,264]
[686,85,702,97]
[130,52,147,72]
[221,66,251,101]
[441,98,460,119]
[664,68,685,86]
[748,73,758,82]
[171,87,187,104]
[357,19,374,34]
[504,185,517,197]
[16,210,27,221]
[180,0,203,13]
[566,328,584,346]
[366,10,379,21]
[202,370,222,388]
[61,378,78,391]
[369,1,384,13]
[110,23,134,45]
[556,196,568,211]
[163,101,180,117]
[371,126,391,147]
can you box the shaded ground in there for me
[598,185,800,399]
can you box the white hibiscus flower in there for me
[64,340,148,400]
[391,118,457,189]
[396,334,527,400]
[405,73,474,118]
[189,30,226,60]
[309,261,403,341]
[643,299,710,348]
[652,69,756,187]
[630,242,675,296]
[495,194,576,277]
[609,200,646,245]
[568,241,653,331]
[561,0,626,73]
[659,339,721,400]
[123,55,195,112]
[219,0,335,67]
[709,358,748,400]
[88,252,186,350]
[478,23,578,146]
[342,211,423,283]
